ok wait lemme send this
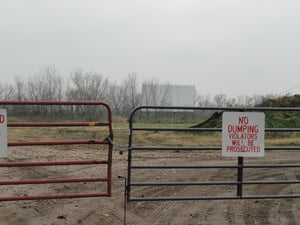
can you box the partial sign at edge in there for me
[0,109,7,157]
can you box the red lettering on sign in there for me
[0,115,4,123]
[238,116,249,125]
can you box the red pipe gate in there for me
[127,106,300,202]
[0,101,113,201]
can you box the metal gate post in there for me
[126,110,135,203]
[236,157,244,198]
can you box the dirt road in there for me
[0,145,299,225]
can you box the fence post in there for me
[236,156,244,198]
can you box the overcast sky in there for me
[1,0,300,97]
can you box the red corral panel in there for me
[0,101,113,201]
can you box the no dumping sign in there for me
[222,112,265,157]
[0,109,7,157]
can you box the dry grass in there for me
[8,123,300,148]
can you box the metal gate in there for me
[127,106,300,202]
[0,101,113,201]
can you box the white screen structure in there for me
[141,84,196,107]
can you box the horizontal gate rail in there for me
[131,127,300,132]
[130,180,300,186]
[131,163,300,169]
[0,160,108,167]
[130,146,300,151]
[8,121,110,127]
[0,100,113,201]
[127,106,300,202]
[0,177,108,185]
[8,139,109,146]
[0,193,110,202]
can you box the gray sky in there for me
[1,0,300,97]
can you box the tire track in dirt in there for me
[268,170,299,225]
[241,168,285,225]
[127,153,238,224]
[145,201,178,225]
[127,161,238,225]
[239,163,299,225]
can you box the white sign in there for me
[0,109,8,157]
[222,112,265,157]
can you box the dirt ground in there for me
[0,144,299,225]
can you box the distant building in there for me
[141,84,196,107]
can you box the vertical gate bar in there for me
[236,156,244,198]
[107,138,113,196]
[127,135,132,202]
[107,104,113,196]
[126,109,136,202]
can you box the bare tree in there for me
[226,97,237,107]
[0,82,14,100]
[43,66,64,101]
[213,94,227,107]
[66,69,109,118]
[120,73,141,115]
[66,69,108,101]
[13,76,27,101]
[141,78,170,106]
[106,81,123,115]
[26,66,64,114]
[251,94,263,106]
[196,94,214,107]
[27,66,63,101]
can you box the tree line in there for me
[0,66,277,117]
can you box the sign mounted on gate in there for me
[222,112,265,157]
[0,109,8,157]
